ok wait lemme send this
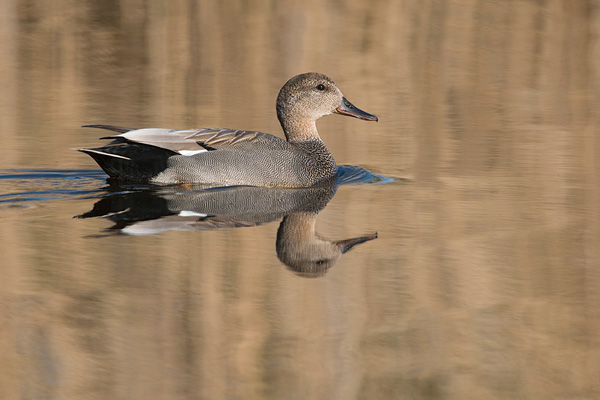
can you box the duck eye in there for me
[316,84,326,91]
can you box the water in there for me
[1,1,599,400]
[0,166,394,204]
[0,169,107,204]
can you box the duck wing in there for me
[185,128,290,152]
[86,126,289,156]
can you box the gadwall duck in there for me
[77,72,378,186]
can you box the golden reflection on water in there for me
[0,1,599,399]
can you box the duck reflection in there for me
[77,181,377,277]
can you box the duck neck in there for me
[281,117,320,142]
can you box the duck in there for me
[77,72,378,186]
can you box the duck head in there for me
[276,72,378,141]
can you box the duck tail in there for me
[76,148,131,160]
[82,125,137,133]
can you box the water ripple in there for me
[0,169,107,203]
[0,167,401,205]
[336,165,402,186]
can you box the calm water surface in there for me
[1,1,599,400]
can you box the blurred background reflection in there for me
[0,1,599,399]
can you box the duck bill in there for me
[335,232,378,254]
[334,97,378,121]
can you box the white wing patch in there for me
[178,211,208,217]
[178,149,207,156]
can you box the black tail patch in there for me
[79,143,176,183]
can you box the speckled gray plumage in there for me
[154,138,335,186]
[78,72,377,186]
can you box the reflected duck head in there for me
[276,212,378,278]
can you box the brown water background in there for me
[1,1,599,399]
